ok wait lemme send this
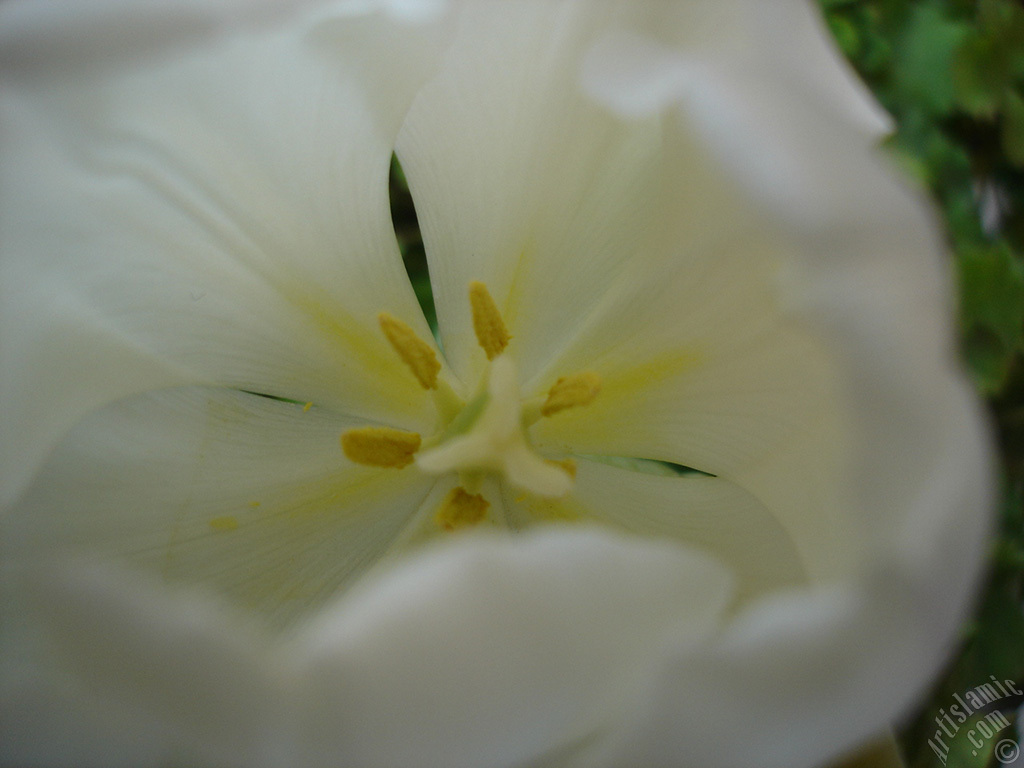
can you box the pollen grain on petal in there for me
[378,312,440,390]
[547,458,577,480]
[541,371,602,417]
[469,281,510,360]
[341,426,422,468]
[435,486,490,531]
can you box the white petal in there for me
[393,0,892,502]
[506,458,805,603]
[743,0,892,136]
[0,0,351,76]
[527,281,859,601]
[392,4,992,764]
[400,0,855,502]
[559,386,990,768]
[581,18,894,233]
[583,40,827,226]
[9,530,731,767]
[0,581,177,768]
[581,0,891,135]
[289,528,732,768]
[573,105,993,768]
[533,118,990,768]
[2,563,282,768]
[527,241,844,481]
[397,1,889,391]
[0,3,450,506]
[2,387,437,629]
[397,1,679,385]
[600,429,990,768]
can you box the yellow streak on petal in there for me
[605,352,703,395]
[283,291,428,425]
[469,281,510,360]
[494,245,535,334]
[517,494,588,524]
[435,487,490,532]
[533,352,703,448]
[558,352,702,423]
[541,371,602,417]
[378,313,440,390]
[341,426,421,468]
[208,516,239,532]
[162,467,428,625]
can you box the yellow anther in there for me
[547,458,577,480]
[303,402,313,412]
[209,516,239,532]
[435,487,490,532]
[541,371,602,416]
[379,312,440,390]
[341,426,422,468]
[469,281,510,360]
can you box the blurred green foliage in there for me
[819,1,1024,766]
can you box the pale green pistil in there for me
[417,355,573,497]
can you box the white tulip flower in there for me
[0,1,993,767]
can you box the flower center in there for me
[339,282,600,531]
[417,353,574,496]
